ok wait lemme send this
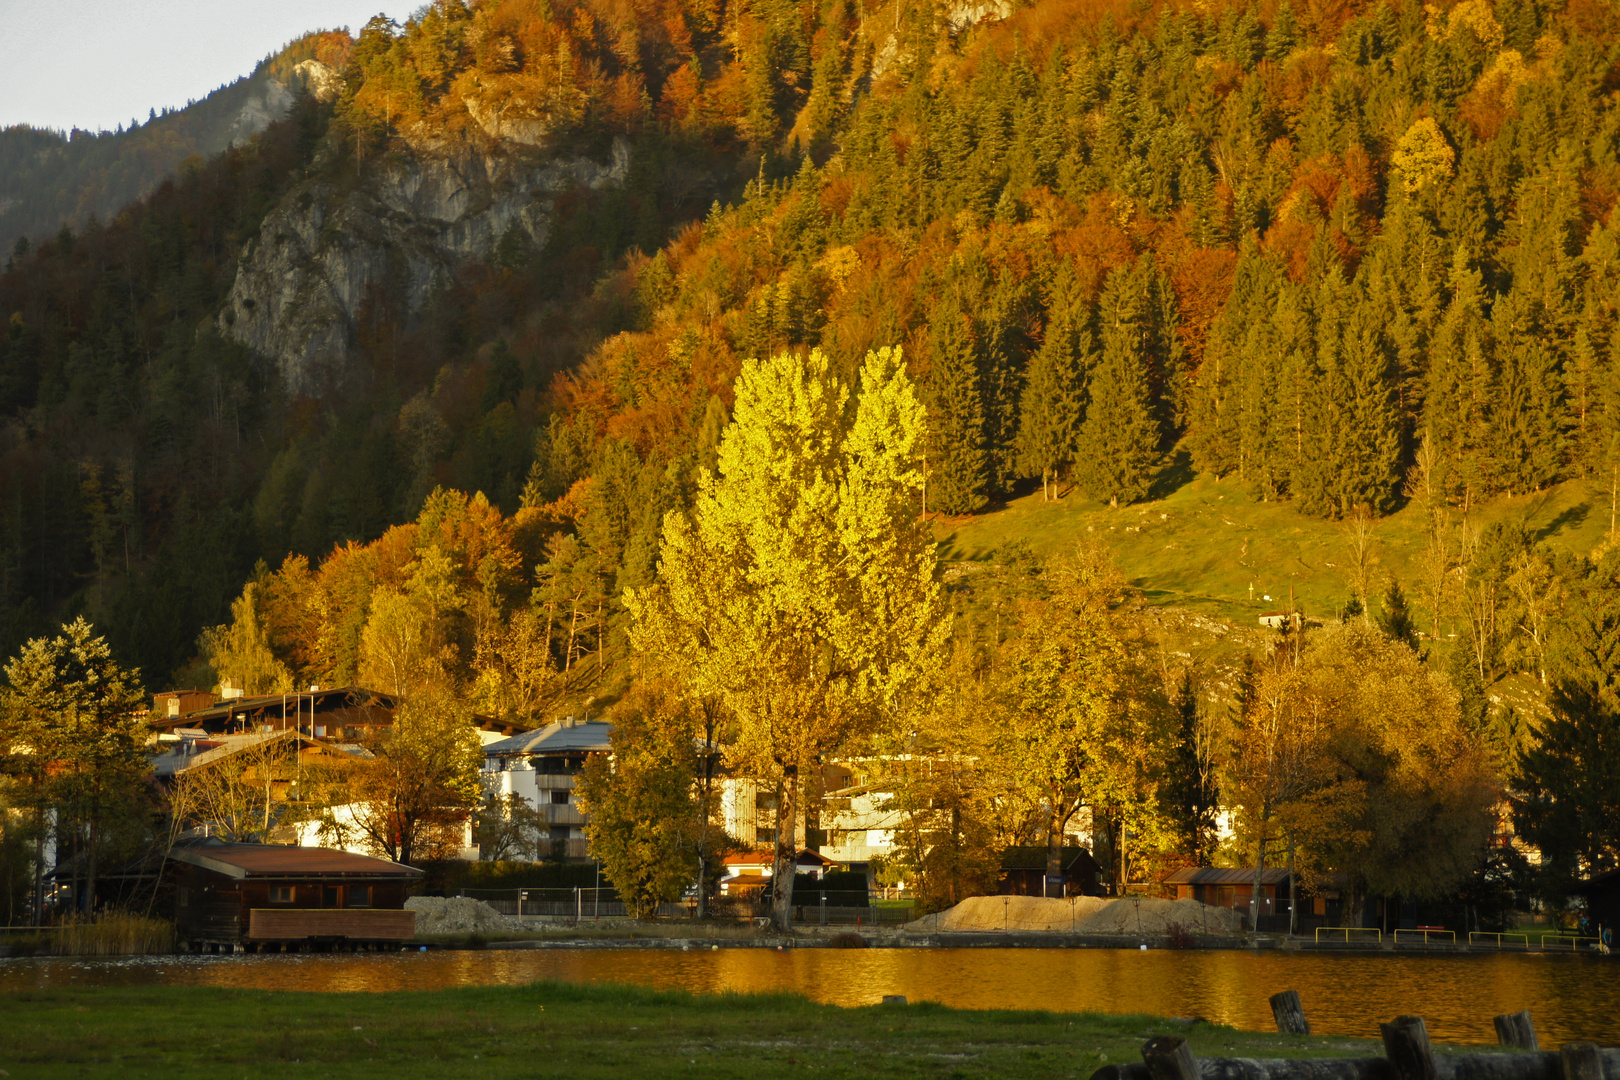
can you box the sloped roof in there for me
[1161,866,1292,886]
[1000,846,1101,871]
[168,841,420,880]
[483,720,613,756]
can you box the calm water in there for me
[2,948,1614,1045]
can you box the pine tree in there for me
[1377,578,1421,652]
[1423,248,1493,506]
[925,295,990,515]
[1016,286,1092,500]
[1296,278,1402,518]
[1075,264,1161,506]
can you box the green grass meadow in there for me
[0,980,1386,1079]
[938,468,1614,628]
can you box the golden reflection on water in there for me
[3,948,1614,1045]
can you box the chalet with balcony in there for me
[482,719,612,860]
[167,840,421,952]
[148,686,402,740]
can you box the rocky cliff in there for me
[220,137,632,390]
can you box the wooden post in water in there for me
[1270,991,1310,1035]
[1380,1016,1436,1080]
[1143,1037,1200,1080]
[1559,1044,1604,1080]
[1494,1013,1538,1051]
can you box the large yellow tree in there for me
[627,346,946,930]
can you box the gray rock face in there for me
[225,77,296,148]
[219,137,631,391]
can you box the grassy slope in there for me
[0,980,1386,1079]
[939,471,1612,629]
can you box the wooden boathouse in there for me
[169,841,421,953]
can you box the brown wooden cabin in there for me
[1162,866,1299,928]
[169,841,421,952]
[999,846,1104,897]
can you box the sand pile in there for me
[405,896,520,935]
[906,894,1242,935]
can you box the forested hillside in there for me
[2,0,1620,699]
[0,32,352,255]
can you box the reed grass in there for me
[49,911,174,956]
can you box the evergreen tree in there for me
[1016,294,1092,501]
[1295,280,1403,517]
[925,295,990,515]
[1075,263,1162,506]
[1159,668,1220,866]
[1377,578,1421,652]
[1515,554,1620,884]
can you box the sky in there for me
[0,1,422,134]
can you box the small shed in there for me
[998,847,1103,897]
[168,841,421,952]
[1162,866,1292,917]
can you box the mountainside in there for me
[0,32,351,256]
[1,0,1619,721]
[221,136,633,387]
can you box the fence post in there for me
[1494,1011,1538,1051]
[1269,990,1310,1035]
[575,887,581,922]
[1141,1036,1199,1080]
[1560,1043,1604,1080]
[1381,1015,1436,1080]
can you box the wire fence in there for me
[450,888,915,925]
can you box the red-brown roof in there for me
[168,842,421,880]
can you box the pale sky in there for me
[0,1,422,133]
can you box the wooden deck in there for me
[247,909,416,941]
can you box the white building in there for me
[481,719,613,860]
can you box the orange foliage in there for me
[1167,247,1239,371]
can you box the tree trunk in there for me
[1286,837,1297,937]
[1046,795,1064,898]
[85,794,100,916]
[770,768,799,932]
[1249,821,1266,932]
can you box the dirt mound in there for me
[905,894,1242,935]
[405,896,519,935]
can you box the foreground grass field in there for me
[0,979,1379,1079]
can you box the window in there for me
[271,886,295,904]
[756,827,776,844]
[324,886,341,907]
[346,885,371,908]
[757,793,779,811]
[550,790,569,804]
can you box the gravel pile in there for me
[404,896,520,935]
[906,894,1242,935]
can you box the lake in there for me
[2,947,1614,1045]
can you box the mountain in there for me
[0,32,351,256]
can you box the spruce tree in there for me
[1377,578,1421,652]
[1016,287,1092,500]
[1296,279,1402,518]
[1075,264,1161,506]
[1423,248,1494,506]
[925,294,990,514]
